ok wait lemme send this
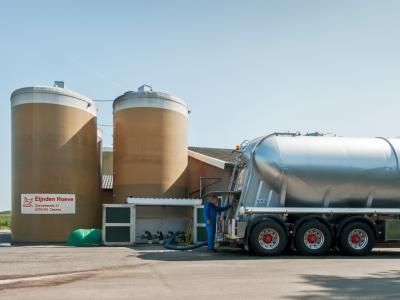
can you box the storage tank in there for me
[243,134,400,208]
[11,85,100,242]
[113,85,188,202]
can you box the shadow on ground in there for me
[132,246,259,261]
[133,245,400,262]
[3,229,400,263]
[285,270,400,299]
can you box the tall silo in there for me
[113,85,188,203]
[11,85,100,242]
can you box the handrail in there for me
[242,206,400,215]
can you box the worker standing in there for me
[204,195,230,253]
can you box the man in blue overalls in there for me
[204,195,230,253]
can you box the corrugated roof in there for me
[188,147,235,166]
[102,174,113,190]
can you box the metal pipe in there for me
[199,177,222,197]
[242,206,400,215]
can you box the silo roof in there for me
[11,86,97,116]
[113,90,188,117]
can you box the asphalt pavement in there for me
[1,231,400,299]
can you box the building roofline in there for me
[188,150,227,169]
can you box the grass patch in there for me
[0,211,11,230]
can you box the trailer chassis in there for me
[225,206,400,256]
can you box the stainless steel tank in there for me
[113,86,188,203]
[243,134,400,208]
[11,86,100,242]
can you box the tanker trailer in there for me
[209,133,400,256]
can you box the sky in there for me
[1,0,400,211]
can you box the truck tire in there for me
[295,220,332,256]
[339,221,375,256]
[249,220,287,256]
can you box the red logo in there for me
[23,196,33,208]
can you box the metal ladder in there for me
[217,141,248,241]
[227,140,249,192]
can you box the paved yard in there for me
[1,231,400,299]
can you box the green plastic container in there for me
[67,229,102,247]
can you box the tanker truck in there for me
[210,133,400,256]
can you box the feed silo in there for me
[11,85,100,242]
[113,85,188,203]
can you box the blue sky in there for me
[1,1,400,211]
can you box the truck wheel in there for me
[249,220,287,256]
[339,222,375,256]
[295,221,332,255]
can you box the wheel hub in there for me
[348,229,368,250]
[258,228,280,250]
[303,228,325,250]
[307,234,317,244]
[351,234,361,244]
[263,234,273,243]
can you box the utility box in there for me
[385,220,400,240]
[126,198,202,244]
[102,204,135,245]
[102,199,202,246]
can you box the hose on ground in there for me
[163,232,208,251]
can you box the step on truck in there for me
[210,132,400,256]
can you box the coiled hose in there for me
[163,232,208,251]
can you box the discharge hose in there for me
[163,232,208,251]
